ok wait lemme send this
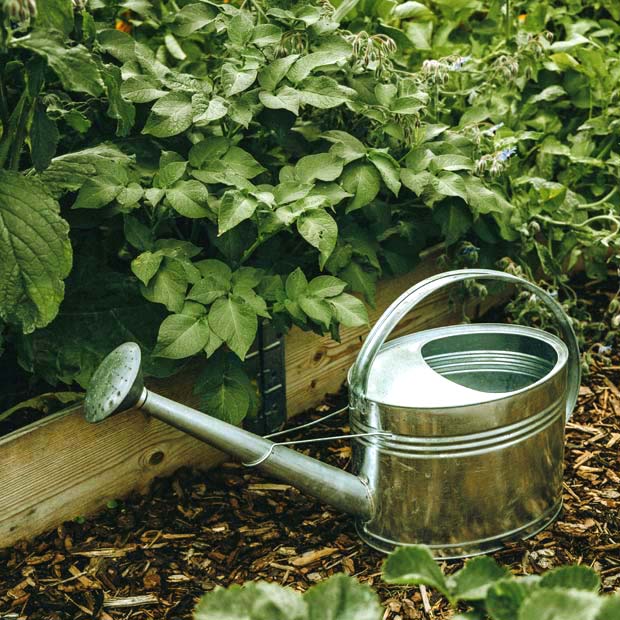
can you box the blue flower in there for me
[497,146,517,162]
[451,55,472,70]
[483,122,504,136]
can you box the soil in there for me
[1,289,619,619]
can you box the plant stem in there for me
[505,0,512,44]
[577,186,618,210]
[0,72,9,129]
[8,93,36,171]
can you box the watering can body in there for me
[84,269,580,559]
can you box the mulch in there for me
[1,316,619,619]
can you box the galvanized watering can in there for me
[85,269,580,558]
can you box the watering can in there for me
[84,269,580,558]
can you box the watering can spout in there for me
[83,343,373,520]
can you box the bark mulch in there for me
[1,329,619,619]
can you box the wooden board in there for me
[0,252,501,548]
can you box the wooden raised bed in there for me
[0,249,499,548]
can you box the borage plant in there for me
[11,0,519,422]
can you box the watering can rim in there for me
[349,322,570,412]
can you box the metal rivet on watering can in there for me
[84,269,580,559]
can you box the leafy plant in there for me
[191,545,619,619]
[382,545,620,619]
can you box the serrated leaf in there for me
[450,557,510,601]
[208,295,258,360]
[142,92,193,137]
[259,87,300,114]
[288,49,351,83]
[382,546,450,598]
[0,171,72,333]
[258,54,300,91]
[341,162,381,212]
[305,573,383,620]
[307,275,347,298]
[368,150,401,196]
[540,566,601,592]
[194,581,306,620]
[72,175,124,209]
[297,209,338,269]
[219,192,258,234]
[120,76,167,103]
[141,258,188,312]
[166,181,210,218]
[296,153,344,183]
[154,313,210,359]
[517,588,601,620]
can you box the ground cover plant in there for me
[1,0,619,424]
[192,545,620,620]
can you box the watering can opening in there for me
[363,323,568,410]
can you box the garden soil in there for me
[1,308,619,619]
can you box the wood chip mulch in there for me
[1,333,619,618]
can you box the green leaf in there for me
[288,49,351,83]
[382,546,450,598]
[299,295,333,328]
[296,153,344,183]
[259,87,300,115]
[299,76,356,108]
[323,131,366,164]
[450,557,510,601]
[124,216,154,251]
[72,175,124,209]
[285,268,308,300]
[166,181,210,218]
[208,295,258,360]
[194,581,306,620]
[540,566,601,592]
[328,293,368,327]
[159,158,188,188]
[433,172,468,200]
[234,287,270,318]
[154,313,210,359]
[486,580,531,620]
[227,12,255,46]
[340,262,376,305]
[341,162,381,212]
[222,147,265,179]
[141,258,188,313]
[219,192,258,234]
[16,33,103,96]
[433,202,472,245]
[120,76,167,103]
[258,54,299,91]
[251,24,283,47]
[305,573,383,620]
[102,64,136,137]
[116,183,143,207]
[35,0,74,34]
[195,259,233,288]
[193,94,229,124]
[0,171,72,333]
[189,137,230,168]
[430,154,474,172]
[142,93,193,137]
[307,276,347,298]
[131,252,164,287]
[596,595,620,620]
[170,3,216,36]
[187,277,229,305]
[30,102,59,172]
[368,150,401,196]
[393,1,434,20]
[297,209,338,269]
[222,66,257,96]
[517,589,602,620]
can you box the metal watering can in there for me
[84,269,580,558]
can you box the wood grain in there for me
[0,252,502,547]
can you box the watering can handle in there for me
[349,268,581,420]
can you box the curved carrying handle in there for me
[349,269,580,420]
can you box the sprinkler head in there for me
[84,342,145,423]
